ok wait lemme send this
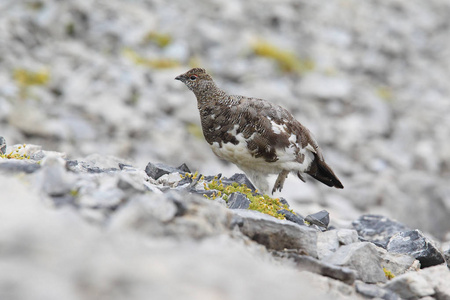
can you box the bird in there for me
[175,68,343,194]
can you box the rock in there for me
[0,173,359,300]
[355,281,401,300]
[316,229,359,260]
[298,271,362,299]
[444,246,450,268]
[274,251,356,285]
[29,150,66,162]
[0,160,41,174]
[384,271,435,299]
[419,265,450,299]
[298,74,352,99]
[221,173,256,192]
[227,192,250,209]
[337,229,360,246]
[375,247,419,276]
[66,159,120,174]
[352,215,410,248]
[145,162,191,180]
[0,136,6,154]
[110,191,232,239]
[36,154,76,197]
[305,210,330,229]
[323,242,387,283]
[386,230,446,268]
[116,169,149,193]
[278,209,305,226]
[232,209,319,257]
[157,172,185,187]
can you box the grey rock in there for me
[278,197,290,207]
[0,136,6,154]
[0,161,41,174]
[299,74,352,99]
[221,173,256,192]
[375,246,418,276]
[324,242,387,283]
[110,192,232,239]
[145,162,191,180]
[384,271,435,299]
[355,281,401,300]
[305,210,330,229]
[419,265,450,299]
[337,229,360,246]
[37,154,75,197]
[317,230,341,260]
[0,175,357,300]
[66,159,120,174]
[279,209,305,226]
[387,230,446,268]
[316,229,359,260]
[274,251,356,285]
[26,149,66,163]
[444,246,450,268]
[227,192,250,209]
[352,214,410,248]
[232,209,319,257]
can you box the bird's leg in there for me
[272,170,289,194]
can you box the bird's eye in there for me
[189,75,198,81]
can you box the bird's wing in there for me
[231,96,322,163]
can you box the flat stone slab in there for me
[232,209,319,257]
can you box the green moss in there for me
[252,39,314,74]
[143,31,172,48]
[123,48,180,69]
[383,268,395,280]
[0,144,31,160]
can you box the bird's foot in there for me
[272,170,289,194]
[297,172,306,183]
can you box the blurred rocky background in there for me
[1,0,450,298]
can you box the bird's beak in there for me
[175,75,184,81]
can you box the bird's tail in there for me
[304,154,343,189]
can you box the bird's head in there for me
[175,68,214,92]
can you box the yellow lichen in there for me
[204,177,292,220]
[0,144,31,160]
[181,172,294,219]
[13,68,50,99]
[143,31,172,48]
[13,69,50,86]
[186,123,204,139]
[251,39,314,74]
[383,268,395,280]
[376,86,394,102]
[123,48,180,69]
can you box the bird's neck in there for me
[193,81,227,105]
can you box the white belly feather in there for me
[209,125,314,175]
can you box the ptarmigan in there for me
[175,68,343,194]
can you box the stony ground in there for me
[0,144,449,299]
[1,0,450,299]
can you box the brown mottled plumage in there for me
[175,68,343,194]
